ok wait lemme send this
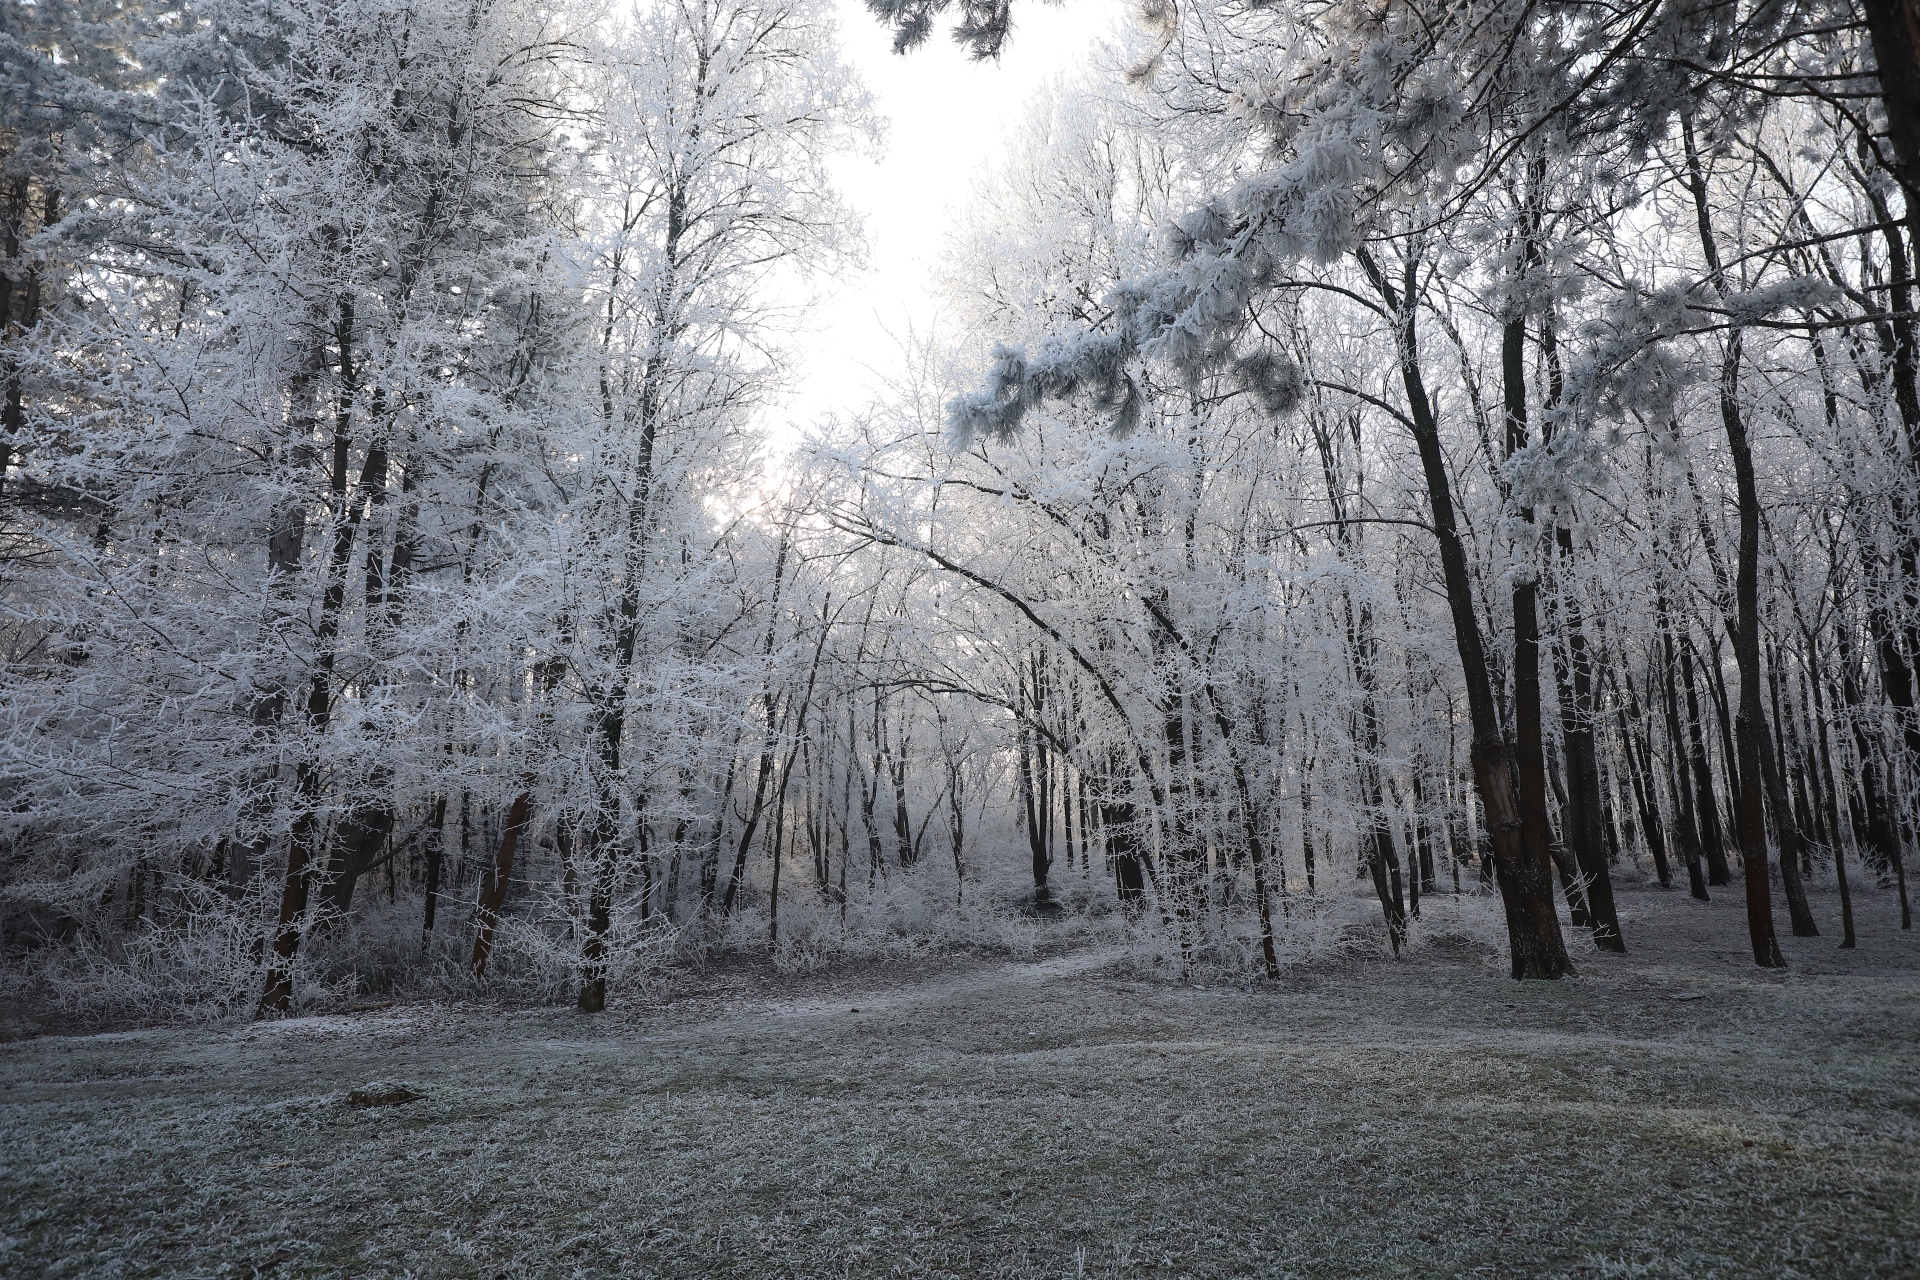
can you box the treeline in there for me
[1,0,1916,1016]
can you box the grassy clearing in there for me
[2,886,1915,1279]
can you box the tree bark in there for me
[259,297,386,1015]
[1356,246,1570,978]
[1836,619,1914,928]
[1659,603,1711,900]
[1678,632,1734,886]
[422,794,447,948]
[1547,542,1624,951]
[1353,609,1408,954]
[1683,122,1785,967]
[1760,633,1819,936]
[470,791,533,976]
[1611,663,1673,888]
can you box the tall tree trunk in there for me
[1499,255,1581,938]
[1299,769,1319,895]
[1548,595,1623,949]
[1353,609,1408,954]
[947,754,967,904]
[1533,270,1623,947]
[1548,530,1622,949]
[1661,615,1711,900]
[1018,713,1053,911]
[576,802,618,1013]
[1542,737,1592,926]
[0,182,53,496]
[1356,245,1570,978]
[1803,654,1849,867]
[260,298,385,1015]
[1099,747,1149,912]
[1684,121,1785,967]
[1859,3,1920,825]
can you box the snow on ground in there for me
[2,887,1915,1278]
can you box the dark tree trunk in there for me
[318,795,397,920]
[1758,640,1819,936]
[1549,530,1623,950]
[1505,303,1583,934]
[1356,246,1570,978]
[470,791,533,976]
[1410,768,1438,894]
[1836,621,1914,928]
[259,304,385,1016]
[1725,387,1788,970]
[0,182,53,496]
[1701,633,1744,844]
[725,721,781,916]
[1683,124,1785,967]
[1299,772,1319,895]
[891,752,914,869]
[1103,801,1147,912]
[703,733,742,908]
[422,794,447,948]
[1679,635,1734,886]
[258,770,323,1016]
[1859,1,1920,740]
[1018,715,1053,911]
[1542,739,1591,926]
[1804,657,1849,868]
[1351,602,1408,953]
[1613,665,1673,888]
[1656,584,1711,899]
[576,803,616,1013]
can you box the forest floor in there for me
[1,886,1916,1280]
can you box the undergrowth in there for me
[2,855,1539,1031]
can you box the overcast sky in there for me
[773,0,1123,440]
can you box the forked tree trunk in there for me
[470,791,534,976]
[1356,246,1570,978]
[259,298,387,1016]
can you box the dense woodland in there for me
[2,0,1918,1019]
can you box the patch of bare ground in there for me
[1,886,1914,1278]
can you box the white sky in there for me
[773,0,1125,440]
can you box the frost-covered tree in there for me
[5,0,1920,1025]
[1,0,585,1010]
[522,0,877,1010]
[0,0,152,501]
[876,0,1919,975]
